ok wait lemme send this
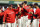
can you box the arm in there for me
[30,16,34,25]
[3,11,7,23]
[31,16,33,23]
[13,7,19,12]
[30,9,34,24]
[33,14,37,18]
[16,12,21,19]
[23,8,28,13]
[29,11,37,18]
[14,4,19,11]
[16,12,21,23]
[16,14,19,20]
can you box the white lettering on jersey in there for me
[8,12,14,14]
[26,7,29,9]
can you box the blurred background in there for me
[0,0,40,8]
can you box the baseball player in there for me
[0,6,4,27]
[31,3,40,27]
[28,4,34,27]
[22,1,30,27]
[3,5,16,27]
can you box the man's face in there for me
[9,6,13,10]
[34,5,37,8]
[10,6,12,9]
[29,6,31,8]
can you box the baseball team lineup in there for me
[0,1,40,27]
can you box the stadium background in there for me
[0,0,40,8]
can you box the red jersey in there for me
[7,7,19,17]
[21,8,24,17]
[17,7,24,19]
[17,8,23,19]
[3,9,16,23]
[33,8,40,19]
[0,11,4,24]
[28,9,34,19]
[24,6,29,16]
[15,7,19,14]
[0,12,4,19]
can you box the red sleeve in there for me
[14,7,19,14]
[24,6,30,12]
[13,7,19,12]
[15,7,19,11]
[3,11,7,22]
[32,9,34,13]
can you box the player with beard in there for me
[3,5,16,27]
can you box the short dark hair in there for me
[34,3,38,6]
[19,4,22,8]
[4,5,7,9]
[30,4,33,8]
[24,1,27,4]
[30,4,33,6]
